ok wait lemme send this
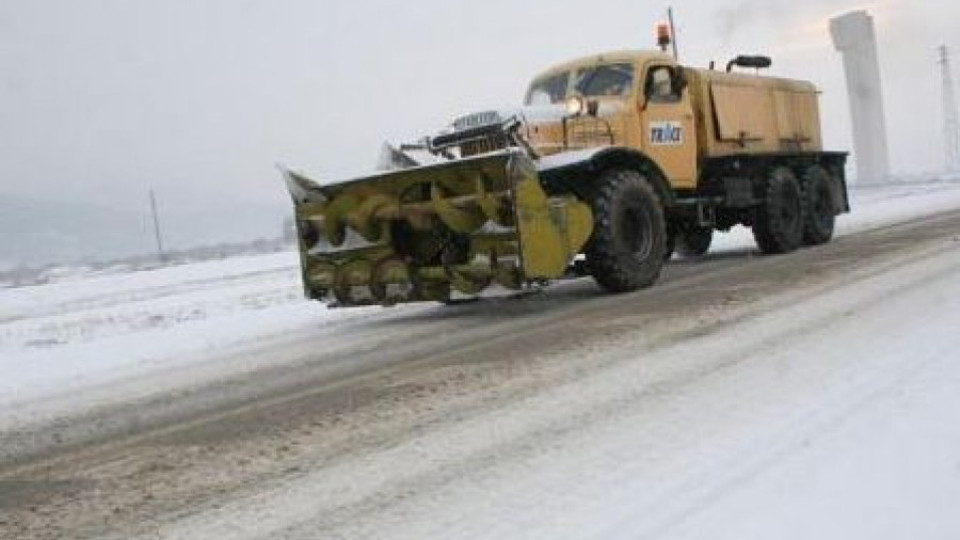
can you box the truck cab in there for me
[522,51,698,189]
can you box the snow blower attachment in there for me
[283,150,593,307]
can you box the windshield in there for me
[524,63,635,105]
[525,72,570,105]
[574,63,634,98]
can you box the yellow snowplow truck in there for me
[282,50,848,307]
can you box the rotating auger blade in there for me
[283,150,592,307]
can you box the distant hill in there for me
[0,194,288,270]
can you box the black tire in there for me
[802,166,836,245]
[586,169,667,292]
[752,167,804,254]
[676,226,712,257]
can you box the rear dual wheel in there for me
[802,166,836,246]
[753,165,838,254]
[753,167,804,254]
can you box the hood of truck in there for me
[447,101,629,157]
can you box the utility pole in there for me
[939,45,960,171]
[149,189,166,261]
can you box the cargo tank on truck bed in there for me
[282,49,849,307]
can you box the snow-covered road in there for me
[122,234,960,540]
[2,181,960,539]
[3,181,960,418]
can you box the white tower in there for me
[830,11,891,184]
[939,46,960,171]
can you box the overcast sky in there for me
[2,0,959,267]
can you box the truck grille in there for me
[431,122,512,157]
[460,133,510,157]
[566,117,616,149]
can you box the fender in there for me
[536,146,675,207]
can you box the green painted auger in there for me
[282,150,592,307]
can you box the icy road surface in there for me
[1,180,960,539]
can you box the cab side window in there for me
[645,66,682,103]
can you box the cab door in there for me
[638,63,698,190]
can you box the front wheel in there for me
[586,169,667,293]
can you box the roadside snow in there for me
[0,251,431,416]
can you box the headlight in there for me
[565,95,586,117]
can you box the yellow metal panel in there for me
[697,71,824,158]
[511,157,593,278]
[796,92,823,148]
[639,61,700,190]
[711,83,778,143]
[772,90,824,149]
[773,90,795,139]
